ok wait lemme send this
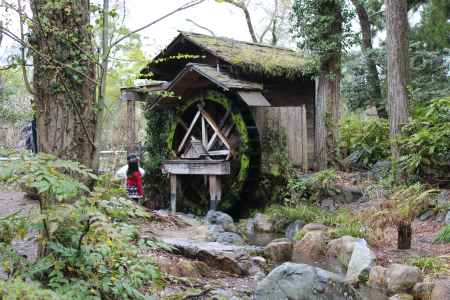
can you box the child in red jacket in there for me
[126,154,143,200]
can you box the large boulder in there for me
[445,211,450,225]
[161,238,262,275]
[254,213,274,233]
[285,220,305,240]
[413,282,434,300]
[264,238,293,264]
[255,262,362,300]
[292,231,328,263]
[155,256,209,278]
[206,210,237,232]
[431,280,450,300]
[327,236,362,267]
[386,264,422,293]
[368,266,387,288]
[302,223,328,233]
[345,241,376,284]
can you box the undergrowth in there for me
[0,152,161,299]
[434,224,450,244]
[405,256,447,277]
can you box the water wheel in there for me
[167,89,260,214]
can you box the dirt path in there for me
[0,190,39,279]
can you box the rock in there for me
[254,213,274,233]
[431,280,450,300]
[435,190,449,206]
[368,266,387,288]
[445,211,450,225]
[419,210,434,221]
[345,241,376,284]
[285,220,305,240]
[216,232,244,245]
[334,185,363,203]
[246,218,256,235]
[302,223,328,232]
[413,282,434,300]
[206,210,237,232]
[209,288,240,300]
[207,224,225,241]
[370,160,392,180]
[251,256,267,267]
[255,262,361,300]
[264,238,293,264]
[327,236,362,267]
[389,294,414,300]
[386,264,422,293]
[320,198,336,211]
[292,230,328,262]
[155,256,209,278]
[161,237,262,275]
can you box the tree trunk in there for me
[385,0,409,177]
[30,0,97,168]
[315,55,341,170]
[93,0,110,171]
[352,0,387,118]
[397,222,412,249]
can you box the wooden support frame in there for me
[170,174,181,213]
[127,100,137,154]
[209,175,222,211]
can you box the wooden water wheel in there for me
[166,90,260,213]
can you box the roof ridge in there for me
[178,31,299,54]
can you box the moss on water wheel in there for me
[166,90,259,214]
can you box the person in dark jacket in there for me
[126,154,143,200]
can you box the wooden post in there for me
[209,175,222,210]
[127,100,136,154]
[170,174,178,213]
[398,223,412,249]
[301,104,309,172]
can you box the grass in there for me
[405,256,447,277]
[265,204,369,240]
[434,224,450,244]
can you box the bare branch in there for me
[17,0,35,95]
[110,0,206,49]
[186,18,216,36]
[222,0,258,42]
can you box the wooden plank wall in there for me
[251,102,315,170]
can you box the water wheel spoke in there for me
[177,110,201,153]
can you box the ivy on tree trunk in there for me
[30,0,97,168]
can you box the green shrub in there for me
[333,222,367,239]
[434,224,450,244]
[399,97,450,182]
[0,153,160,299]
[339,115,390,169]
[0,278,59,300]
[287,169,339,204]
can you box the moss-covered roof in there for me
[180,32,311,78]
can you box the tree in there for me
[350,0,387,118]
[29,0,97,168]
[385,0,409,173]
[221,0,292,45]
[0,0,205,168]
[292,0,353,170]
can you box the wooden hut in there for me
[121,32,316,212]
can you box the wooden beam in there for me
[198,108,233,159]
[209,175,222,211]
[127,100,137,153]
[207,122,234,150]
[177,110,201,153]
[170,174,178,213]
[202,116,208,148]
[301,104,309,172]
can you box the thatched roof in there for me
[144,32,313,80]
